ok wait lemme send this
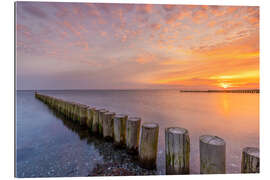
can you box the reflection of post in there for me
[199,135,226,174]
[113,114,128,147]
[126,117,141,154]
[103,112,116,140]
[165,127,190,174]
[139,122,159,170]
[241,147,259,173]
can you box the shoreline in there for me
[53,111,159,176]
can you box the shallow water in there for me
[16,90,259,177]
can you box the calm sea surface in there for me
[16,90,259,177]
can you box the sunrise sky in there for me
[16,2,259,90]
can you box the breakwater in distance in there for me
[35,91,260,175]
[180,89,259,93]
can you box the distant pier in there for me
[180,89,260,93]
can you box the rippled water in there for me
[16,90,259,177]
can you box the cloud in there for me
[192,8,208,24]
[23,3,48,19]
[62,20,81,37]
[136,4,153,14]
[162,4,175,12]
[210,6,227,17]
[165,8,191,24]
[135,52,156,64]
[99,31,107,37]
[207,20,216,27]
[150,23,161,31]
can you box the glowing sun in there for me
[219,83,231,89]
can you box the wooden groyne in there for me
[180,89,260,93]
[35,92,259,174]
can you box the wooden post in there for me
[66,102,72,119]
[57,99,61,113]
[58,99,63,113]
[103,112,115,140]
[98,109,108,136]
[52,98,56,111]
[139,122,159,170]
[86,106,94,130]
[126,117,141,154]
[92,108,101,134]
[69,102,75,121]
[241,147,259,173]
[63,101,68,116]
[199,135,226,174]
[78,104,88,126]
[165,127,190,174]
[60,100,63,114]
[74,103,80,122]
[113,114,128,147]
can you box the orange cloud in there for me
[166,9,191,24]
[135,53,155,64]
[136,4,153,14]
[192,9,208,24]
[62,21,81,37]
[208,20,216,27]
[150,23,161,31]
[100,31,107,37]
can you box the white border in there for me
[1,0,269,180]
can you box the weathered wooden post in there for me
[63,101,68,116]
[199,135,226,174]
[78,104,88,126]
[51,98,56,110]
[66,102,72,119]
[165,127,190,174]
[58,99,62,113]
[73,103,80,122]
[113,114,128,147]
[241,147,259,173]
[139,122,159,170]
[98,109,108,136]
[92,108,101,134]
[57,99,61,112]
[60,100,65,114]
[86,106,94,130]
[126,117,141,154]
[69,102,74,120]
[103,112,115,140]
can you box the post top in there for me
[100,109,108,113]
[104,112,115,115]
[95,108,104,111]
[167,127,188,135]
[142,122,159,129]
[243,147,259,158]
[200,135,225,146]
[127,117,141,122]
[89,106,96,109]
[114,114,128,118]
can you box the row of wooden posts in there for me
[35,92,259,174]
